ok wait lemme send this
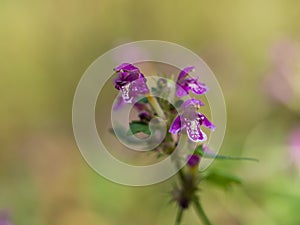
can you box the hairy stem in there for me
[193,200,212,225]
[174,208,184,225]
[147,95,166,119]
[178,168,185,184]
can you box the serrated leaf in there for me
[128,121,151,135]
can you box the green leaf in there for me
[194,145,205,156]
[175,100,184,108]
[128,121,151,135]
[137,97,148,104]
[194,145,258,162]
[110,124,146,144]
[151,87,158,94]
[205,154,258,162]
[204,169,242,190]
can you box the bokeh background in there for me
[1,0,300,224]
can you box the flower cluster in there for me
[112,63,216,224]
[111,63,256,225]
[113,63,215,144]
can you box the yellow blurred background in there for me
[1,0,300,224]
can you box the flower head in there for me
[171,187,190,209]
[176,66,208,97]
[169,98,215,142]
[113,63,149,103]
[187,154,200,167]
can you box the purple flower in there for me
[113,63,149,103]
[0,211,12,225]
[113,95,126,110]
[176,66,208,97]
[287,126,300,170]
[113,95,148,111]
[263,39,299,104]
[169,99,215,142]
[187,154,200,167]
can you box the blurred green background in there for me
[1,0,300,224]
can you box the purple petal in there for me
[176,84,189,97]
[113,64,141,89]
[185,117,207,142]
[176,66,208,97]
[113,95,126,110]
[202,144,214,155]
[288,127,300,168]
[0,211,12,225]
[125,72,140,82]
[133,102,145,110]
[131,77,149,95]
[187,154,200,167]
[169,115,185,134]
[178,66,195,80]
[199,114,216,131]
[181,98,205,109]
[186,78,209,95]
[114,71,139,89]
[114,63,139,72]
[113,72,127,89]
[120,83,133,103]
[119,78,149,103]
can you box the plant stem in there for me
[146,95,166,119]
[178,168,185,184]
[174,208,184,225]
[193,200,212,225]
